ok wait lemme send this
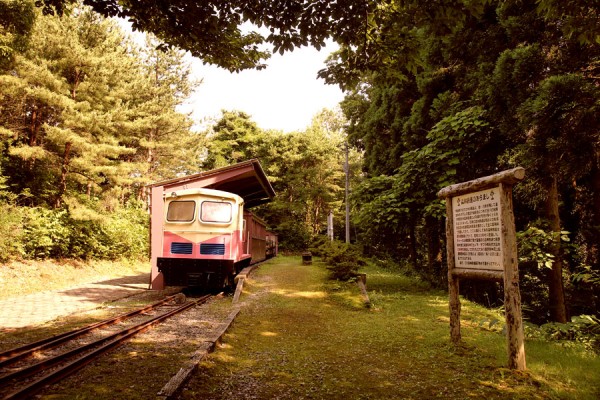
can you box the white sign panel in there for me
[452,188,503,271]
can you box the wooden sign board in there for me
[437,167,526,371]
[452,188,503,271]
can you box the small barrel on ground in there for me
[301,252,312,265]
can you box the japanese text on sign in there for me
[452,188,503,271]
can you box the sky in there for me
[182,43,345,133]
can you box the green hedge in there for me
[0,200,148,261]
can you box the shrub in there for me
[312,239,366,281]
[22,207,71,258]
[101,200,149,260]
[525,315,600,354]
[0,201,24,261]
[68,218,111,259]
[274,220,311,253]
[18,200,149,261]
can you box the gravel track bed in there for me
[32,291,238,399]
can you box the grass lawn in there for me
[180,256,600,400]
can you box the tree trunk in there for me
[55,142,72,208]
[408,220,418,268]
[588,159,600,269]
[426,216,442,278]
[545,176,568,323]
[29,106,40,146]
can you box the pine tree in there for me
[118,34,200,201]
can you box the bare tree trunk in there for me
[29,107,39,146]
[545,176,568,323]
[426,216,442,278]
[588,160,600,268]
[55,142,72,208]
[408,220,418,268]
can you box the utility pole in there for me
[345,142,350,243]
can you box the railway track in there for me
[0,293,212,399]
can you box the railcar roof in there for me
[147,159,275,208]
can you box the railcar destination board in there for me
[452,187,503,271]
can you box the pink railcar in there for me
[157,188,276,291]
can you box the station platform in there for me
[0,273,150,332]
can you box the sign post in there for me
[437,167,526,370]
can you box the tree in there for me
[334,1,600,321]
[1,8,138,208]
[36,0,375,72]
[118,34,200,200]
[515,75,600,322]
[201,110,263,170]
[201,109,349,251]
[1,5,200,207]
[0,0,36,71]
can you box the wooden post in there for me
[232,266,257,304]
[438,167,526,370]
[232,277,244,304]
[500,183,526,370]
[445,197,461,343]
[356,273,371,308]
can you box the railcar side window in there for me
[166,200,196,222]
[201,201,232,223]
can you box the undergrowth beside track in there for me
[181,256,600,400]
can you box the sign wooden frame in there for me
[437,167,526,370]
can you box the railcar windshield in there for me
[201,201,232,223]
[166,200,196,222]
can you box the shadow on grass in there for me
[53,272,150,304]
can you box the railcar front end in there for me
[157,188,250,291]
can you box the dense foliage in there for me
[36,0,374,72]
[0,2,354,259]
[328,1,600,324]
[200,109,358,252]
[0,1,202,259]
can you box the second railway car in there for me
[156,187,275,291]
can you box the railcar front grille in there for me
[170,242,193,255]
[200,243,225,255]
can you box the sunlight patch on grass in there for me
[272,288,328,298]
[213,351,236,363]
[400,315,421,322]
[428,296,449,307]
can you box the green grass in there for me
[181,256,600,400]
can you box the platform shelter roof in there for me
[147,159,275,208]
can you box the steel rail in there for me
[1,294,211,400]
[0,294,179,369]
